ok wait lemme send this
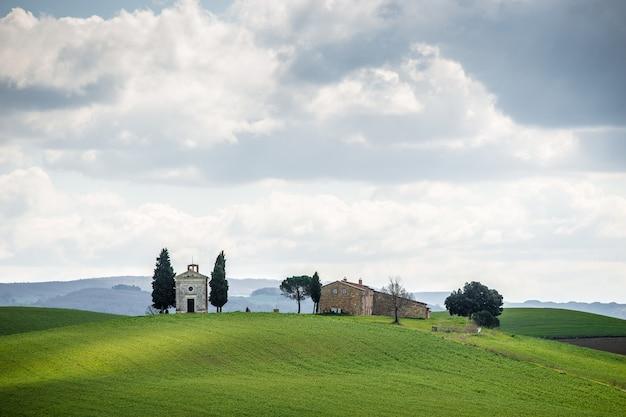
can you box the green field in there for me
[0,306,119,336]
[1,309,625,417]
[499,308,626,338]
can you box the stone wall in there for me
[319,281,373,315]
[372,292,429,318]
[175,277,208,313]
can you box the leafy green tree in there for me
[444,289,472,317]
[151,248,176,313]
[209,251,228,312]
[444,281,503,326]
[280,275,311,314]
[309,272,322,314]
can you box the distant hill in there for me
[226,287,313,313]
[504,300,626,320]
[3,277,625,318]
[500,308,626,338]
[0,306,118,336]
[0,276,281,306]
[0,276,152,306]
[0,277,307,315]
[33,287,153,316]
[411,291,626,320]
[411,291,451,311]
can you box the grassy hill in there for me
[0,306,119,336]
[499,308,626,338]
[1,308,625,416]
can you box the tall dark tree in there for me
[151,248,176,313]
[309,272,322,314]
[280,275,311,314]
[209,251,228,313]
[381,277,413,324]
[444,281,504,326]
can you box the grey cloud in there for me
[38,131,559,185]
[438,0,626,128]
[0,78,118,112]
[575,129,626,170]
[260,0,626,127]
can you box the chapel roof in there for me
[176,264,209,280]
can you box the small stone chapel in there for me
[175,264,209,313]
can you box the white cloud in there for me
[1,167,625,301]
[309,68,422,118]
[0,1,280,147]
[231,0,389,45]
[305,43,578,164]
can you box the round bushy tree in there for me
[280,275,311,314]
[444,281,503,326]
[444,289,472,317]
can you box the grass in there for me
[499,308,626,338]
[1,308,625,417]
[0,306,119,336]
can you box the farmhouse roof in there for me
[322,279,370,292]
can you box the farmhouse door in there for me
[187,298,195,313]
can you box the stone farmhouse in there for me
[319,278,430,319]
[175,264,209,313]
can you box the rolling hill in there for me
[0,307,119,336]
[499,308,626,338]
[1,308,625,416]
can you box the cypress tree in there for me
[151,248,176,313]
[309,272,322,314]
[209,250,228,312]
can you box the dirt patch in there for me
[558,337,626,355]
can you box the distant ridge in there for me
[505,300,626,320]
[412,292,626,320]
[0,277,297,315]
[2,277,624,319]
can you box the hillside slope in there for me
[1,312,625,417]
[0,307,119,336]
[499,308,626,338]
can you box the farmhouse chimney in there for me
[188,264,199,273]
[342,277,347,282]
[358,279,362,285]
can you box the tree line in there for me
[150,248,229,313]
[152,246,503,325]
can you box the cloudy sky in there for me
[1,0,625,302]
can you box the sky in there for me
[0,0,625,302]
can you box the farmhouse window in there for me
[332,288,338,295]
[342,288,347,295]
[188,286,194,291]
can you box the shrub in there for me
[472,310,500,328]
